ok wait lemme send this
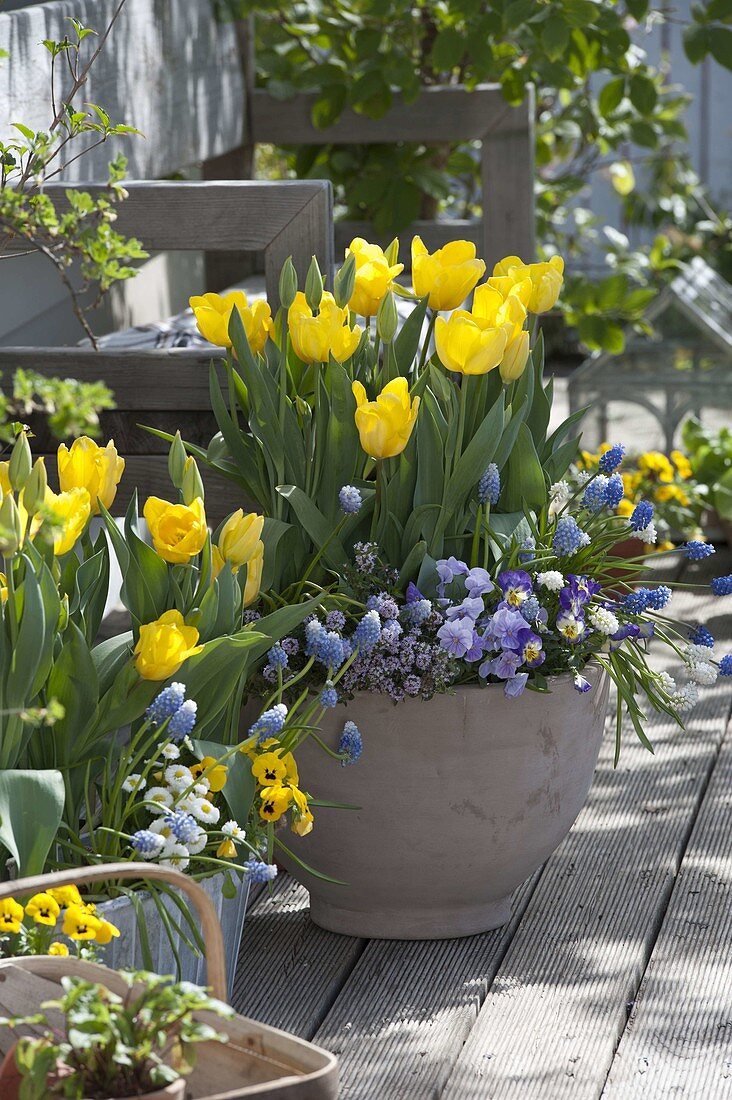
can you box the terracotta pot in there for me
[101,1081,187,1100]
[0,1045,186,1100]
[281,664,610,939]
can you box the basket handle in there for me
[0,862,228,1001]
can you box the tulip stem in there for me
[4,556,17,650]
[417,311,436,374]
[454,378,469,474]
[370,461,382,540]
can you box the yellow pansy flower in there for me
[346,238,404,317]
[44,487,91,555]
[617,499,634,518]
[62,905,102,940]
[242,539,264,608]
[143,495,207,564]
[25,892,61,926]
[671,450,692,479]
[134,610,204,681]
[259,784,294,822]
[352,377,420,460]
[0,897,24,933]
[290,785,314,836]
[638,451,674,483]
[655,484,690,506]
[48,941,69,956]
[57,437,125,515]
[191,756,228,792]
[283,751,299,786]
[656,540,676,553]
[288,292,362,364]
[411,236,486,311]
[489,255,564,313]
[48,885,82,908]
[217,838,237,859]
[95,918,121,945]
[214,509,264,576]
[252,751,288,786]
[189,291,274,355]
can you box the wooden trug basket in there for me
[0,863,338,1099]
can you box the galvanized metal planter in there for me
[98,870,248,999]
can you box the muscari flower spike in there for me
[267,643,289,670]
[689,625,714,648]
[249,702,288,742]
[244,857,278,883]
[339,484,363,515]
[478,463,500,506]
[598,443,625,474]
[711,575,732,596]
[685,541,715,562]
[146,683,186,726]
[552,516,590,557]
[131,830,165,859]
[168,699,197,741]
[720,655,732,676]
[630,500,654,531]
[339,720,363,765]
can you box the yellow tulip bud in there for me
[43,487,91,556]
[57,437,124,515]
[376,289,399,343]
[216,509,264,572]
[499,329,530,382]
[23,458,48,517]
[346,237,404,317]
[0,492,22,555]
[143,495,207,564]
[243,540,264,608]
[0,461,10,496]
[333,251,357,308]
[411,236,486,311]
[133,609,204,680]
[278,256,299,310]
[288,292,362,364]
[168,431,188,489]
[8,431,32,491]
[490,255,564,314]
[435,312,508,376]
[189,291,274,355]
[181,456,205,505]
[304,255,324,311]
[470,283,530,382]
[352,377,420,460]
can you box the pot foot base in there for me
[308,894,514,940]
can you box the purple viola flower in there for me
[491,649,524,680]
[465,567,494,598]
[464,630,486,662]
[436,556,469,586]
[559,574,601,615]
[519,632,545,668]
[487,607,532,650]
[609,622,641,651]
[405,581,425,603]
[556,609,587,644]
[505,673,529,698]
[497,569,533,608]
[437,618,475,658]
[445,596,486,622]
[573,672,592,693]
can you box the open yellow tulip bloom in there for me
[44,486,91,555]
[470,283,530,381]
[490,255,564,314]
[346,237,404,317]
[143,495,207,564]
[189,290,274,354]
[411,236,486,311]
[57,436,125,515]
[134,609,204,681]
[435,312,508,376]
[288,291,362,364]
[352,377,420,460]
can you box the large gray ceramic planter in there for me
[282,665,609,939]
[97,870,248,997]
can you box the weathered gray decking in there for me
[233,551,732,1098]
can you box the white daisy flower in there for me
[159,842,190,872]
[222,820,245,840]
[186,828,208,855]
[189,797,220,825]
[164,764,194,793]
[161,742,180,760]
[146,786,174,814]
[122,773,146,794]
[149,818,175,842]
[193,781,210,797]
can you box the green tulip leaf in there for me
[0,769,65,876]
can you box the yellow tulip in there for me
[243,539,264,608]
[489,255,564,314]
[411,236,486,311]
[352,377,420,460]
[434,312,508,376]
[143,495,207,564]
[57,436,125,515]
[288,291,362,364]
[44,487,91,555]
[472,290,530,382]
[215,509,264,574]
[189,291,274,354]
[346,237,404,317]
[134,609,204,681]
[0,461,10,495]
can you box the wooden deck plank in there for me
[439,555,732,1099]
[602,711,732,1096]
[310,873,542,1100]
[232,876,365,1038]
